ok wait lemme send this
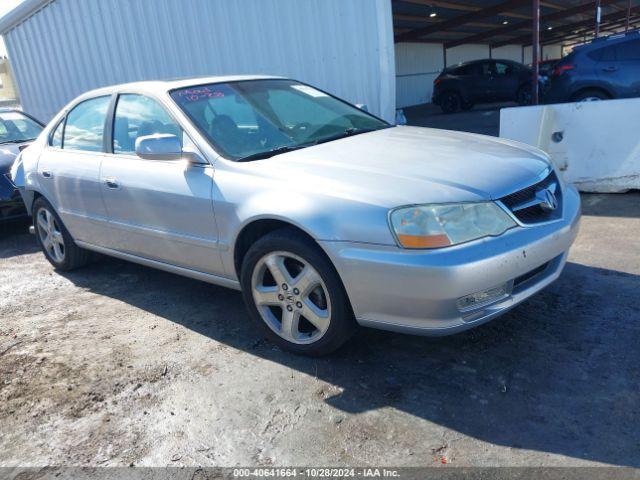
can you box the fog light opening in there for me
[456,281,513,312]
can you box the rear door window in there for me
[63,96,111,152]
[455,64,479,76]
[589,45,617,62]
[480,61,494,77]
[494,62,513,76]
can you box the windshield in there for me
[0,111,43,144]
[170,79,390,161]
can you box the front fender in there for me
[212,168,398,278]
[231,187,395,246]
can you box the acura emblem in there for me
[536,187,558,212]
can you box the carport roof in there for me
[393,0,640,48]
[1,0,639,50]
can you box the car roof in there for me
[574,29,640,53]
[449,58,519,68]
[74,75,285,102]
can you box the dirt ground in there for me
[1,193,639,468]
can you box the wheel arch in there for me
[21,189,43,216]
[570,86,612,101]
[233,217,326,280]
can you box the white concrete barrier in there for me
[500,99,640,192]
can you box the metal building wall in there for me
[3,0,396,123]
[395,42,443,109]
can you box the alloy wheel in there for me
[579,96,602,102]
[36,207,65,263]
[251,251,331,345]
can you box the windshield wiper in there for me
[236,126,391,162]
[237,145,307,162]
[0,138,34,145]
[311,126,389,146]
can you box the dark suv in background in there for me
[432,59,532,113]
[543,30,640,103]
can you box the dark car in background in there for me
[543,30,640,103]
[0,108,44,221]
[432,59,532,113]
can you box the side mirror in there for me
[135,134,182,161]
[355,103,369,112]
[135,134,207,164]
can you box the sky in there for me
[0,0,26,56]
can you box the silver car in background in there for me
[12,76,581,355]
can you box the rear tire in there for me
[33,197,90,271]
[440,91,462,114]
[240,228,356,356]
[572,89,609,102]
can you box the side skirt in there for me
[75,240,241,291]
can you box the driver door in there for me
[99,93,225,276]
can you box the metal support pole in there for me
[595,0,602,38]
[532,0,540,105]
[626,0,632,31]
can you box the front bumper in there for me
[321,185,581,336]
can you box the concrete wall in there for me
[2,0,397,123]
[500,99,640,192]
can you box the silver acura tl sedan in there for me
[11,76,580,355]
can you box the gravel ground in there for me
[0,193,639,468]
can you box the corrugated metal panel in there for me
[4,0,396,123]
[445,44,490,67]
[395,43,443,109]
[492,45,523,63]
[523,44,564,64]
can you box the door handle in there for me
[42,170,53,178]
[602,66,618,72]
[104,177,120,189]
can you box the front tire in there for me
[240,228,356,356]
[572,89,609,102]
[33,197,90,271]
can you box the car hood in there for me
[0,143,23,173]
[259,126,550,207]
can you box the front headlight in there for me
[390,202,516,249]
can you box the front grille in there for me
[499,170,562,224]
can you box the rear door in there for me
[36,95,113,246]
[611,39,640,97]
[99,92,225,275]
[491,61,521,101]
[473,61,495,102]
[593,40,640,98]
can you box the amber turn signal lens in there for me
[397,233,451,249]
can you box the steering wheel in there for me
[290,122,314,141]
